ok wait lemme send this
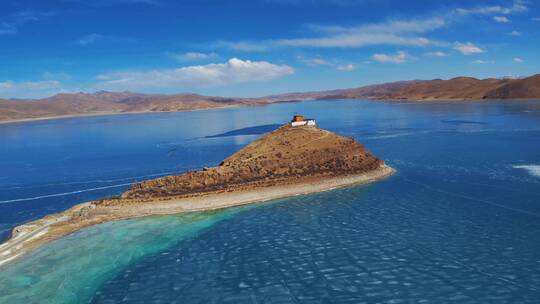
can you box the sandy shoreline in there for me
[2,98,536,126]
[0,164,394,268]
[0,105,243,125]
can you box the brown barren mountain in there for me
[379,75,540,100]
[264,80,422,102]
[483,75,540,99]
[0,91,265,123]
[0,123,393,266]
[1,74,539,123]
[267,74,540,102]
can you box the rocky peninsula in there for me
[0,121,394,267]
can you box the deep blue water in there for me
[1,100,540,303]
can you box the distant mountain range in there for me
[265,74,540,102]
[1,74,539,123]
[0,92,265,123]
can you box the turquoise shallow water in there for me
[1,100,540,303]
[0,208,249,303]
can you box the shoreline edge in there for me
[0,164,395,268]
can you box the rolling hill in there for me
[267,74,540,102]
[1,74,539,123]
[0,92,265,122]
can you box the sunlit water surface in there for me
[1,100,540,303]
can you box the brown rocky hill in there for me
[0,94,123,121]
[0,91,265,122]
[266,74,540,102]
[113,93,264,112]
[386,77,506,100]
[264,80,422,102]
[116,124,384,201]
[483,74,540,99]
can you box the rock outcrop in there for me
[114,125,383,202]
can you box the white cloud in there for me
[454,42,484,55]
[120,0,162,4]
[167,52,218,61]
[277,18,446,48]
[76,33,135,46]
[306,18,446,35]
[336,64,355,71]
[513,57,524,63]
[216,18,445,51]
[0,80,62,98]
[456,1,527,15]
[533,17,540,21]
[42,72,72,81]
[473,60,489,64]
[297,56,355,71]
[372,51,415,64]
[509,30,521,36]
[493,16,510,23]
[96,58,294,90]
[70,0,163,6]
[276,34,434,48]
[266,0,369,6]
[212,41,270,52]
[213,1,528,53]
[77,33,103,45]
[0,23,17,35]
[297,56,333,67]
[216,35,435,51]
[0,10,55,36]
[426,51,448,57]
[0,80,60,91]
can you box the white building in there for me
[290,115,316,127]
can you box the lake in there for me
[1,100,540,303]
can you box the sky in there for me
[0,0,539,99]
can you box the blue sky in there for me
[0,0,539,98]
